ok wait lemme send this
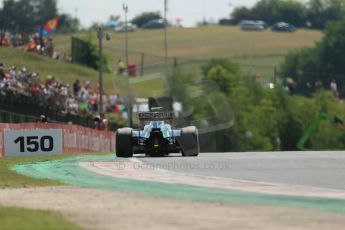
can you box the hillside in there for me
[0,47,112,89]
[0,26,322,98]
[0,47,165,97]
[54,26,321,61]
[53,25,322,59]
[52,25,323,81]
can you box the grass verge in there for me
[0,154,68,188]
[0,206,81,230]
[0,153,108,188]
[0,153,105,230]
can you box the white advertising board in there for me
[4,129,62,156]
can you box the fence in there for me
[112,48,280,84]
[0,93,94,127]
[0,122,116,157]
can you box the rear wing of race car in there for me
[138,111,174,121]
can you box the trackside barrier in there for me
[0,123,116,157]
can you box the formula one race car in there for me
[116,109,199,157]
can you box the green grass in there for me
[0,206,81,230]
[129,73,167,97]
[53,25,322,82]
[0,154,103,230]
[0,154,107,188]
[54,26,322,61]
[233,55,285,81]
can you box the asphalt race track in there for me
[139,151,345,190]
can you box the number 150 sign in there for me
[4,129,62,156]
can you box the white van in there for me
[239,20,266,31]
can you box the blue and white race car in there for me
[116,110,199,157]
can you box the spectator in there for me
[45,37,54,57]
[30,82,41,96]
[93,113,107,131]
[91,92,98,112]
[73,79,81,96]
[330,79,337,92]
[27,38,37,52]
[38,114,48,123]
[315,79,322,91]
[65,94,79,115]
[40,84,52,106]
[0,62,129,122]
[0,63,5,80]
[330,79,339,97]
[0,33,9,47]
[45,75,55,86]
[117,59,125,75]
[286,77,296,95]
[9,66,17,79]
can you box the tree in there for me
[0,0,79,33]
[72,33,110,72]
[280,20,345,95]
[202,59,241,77]
[306,0,345,29]
[251,0,281,25]
[131,12,161,27]
[88,22,106,31]
[231,7,254,24]
[58,14,80,33]
[166,67,193,112]
[202,59,241,95]
[231,0,306,26]
[206,66,236,95]
[0,0,58,32]
[251,0,306,26]
[276,0,307,27]
[171,60,345,151]
[230,0,345,29]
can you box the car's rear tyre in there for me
[116,128,133,158]
[179,126,199,157]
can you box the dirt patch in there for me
[1,186,345,230]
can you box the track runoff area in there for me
[14,151,345,213]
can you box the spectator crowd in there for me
[0,32,24,47]
[0,31,68,60]
[0,62,128,118]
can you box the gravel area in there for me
[1,186,345,230]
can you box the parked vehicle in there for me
[256,20,268,29]
[239,20,266,31]
[115,23,137,32]
[141,19,165,29]
[271,22,296,32]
